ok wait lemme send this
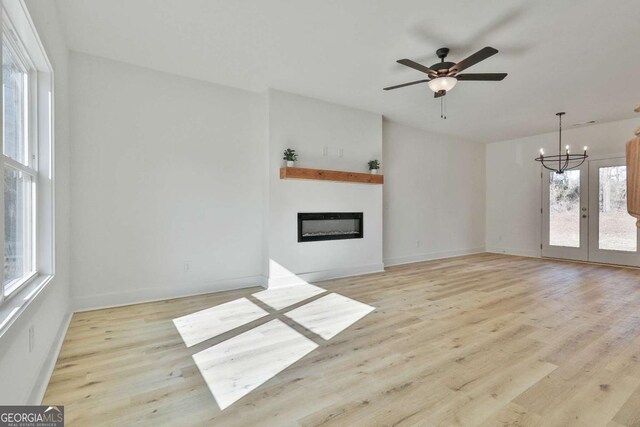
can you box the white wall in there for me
[383,120,486,265]
[69,52,267,310]
[486,117,637,257]
[0,0,71,404]
[267,90,384,285]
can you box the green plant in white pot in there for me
[283,148,298,167]
[368,160,380,174]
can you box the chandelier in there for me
[534,112,588,174]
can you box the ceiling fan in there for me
[384,47,507,98]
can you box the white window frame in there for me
[2,17,38,297]
[0,0,54,308]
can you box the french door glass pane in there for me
[2,40,29,165]
[549,170,581,247]
[4,167,34,290]
[598,166,637,252]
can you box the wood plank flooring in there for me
[43,253,640,426]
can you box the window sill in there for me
[0,274,54,339]
[4,271,39,297]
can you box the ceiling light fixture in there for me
[534,112,588,174]
[427,76,457,93]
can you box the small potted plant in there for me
[368,160,380,174]
[283,148,298,167]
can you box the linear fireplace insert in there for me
[298,212,363,242]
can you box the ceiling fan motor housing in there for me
[431,62,455,74]
[433,48,454,74]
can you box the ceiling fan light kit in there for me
[534,112,588,174]
[384,46,507,118]
[427,76,457,93]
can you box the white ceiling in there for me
[56,0,640,143]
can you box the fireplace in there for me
[298,212,363,242]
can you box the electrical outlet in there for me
[28,325,35,353]
[322,146,328,156]
[415,240,421,248]
[338,148,344,158]
[183,261,191,273]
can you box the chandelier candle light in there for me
[534,112,588,174]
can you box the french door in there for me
[542,164,588,261]
[542,157,640,267]
[588,158,640,265]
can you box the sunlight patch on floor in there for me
[173,275,375,410]
[252,283,326,310]
[192,319,318,410]
[173,297,268,347]
[285,293,375,340]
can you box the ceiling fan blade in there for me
[455,73,507,81]
[397,59,437,76]
[448,47,498,74]
[434,90,446,98]
[383,79,430,90]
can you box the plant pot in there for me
[286,161,295,167]
[370,169,378,174]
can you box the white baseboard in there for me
[267,263,385,288]
[486,246,541,258]
[384,247,485,267]
[73,275,267,312]
[29,311,72,405]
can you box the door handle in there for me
[582,214,587,218]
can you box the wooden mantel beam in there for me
[280,167,383,184]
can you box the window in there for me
[0,2,54,306]
[2,23,36,296]
[549,170,581,248]
[598,166,637,252]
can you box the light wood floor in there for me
[44,253,640,426]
